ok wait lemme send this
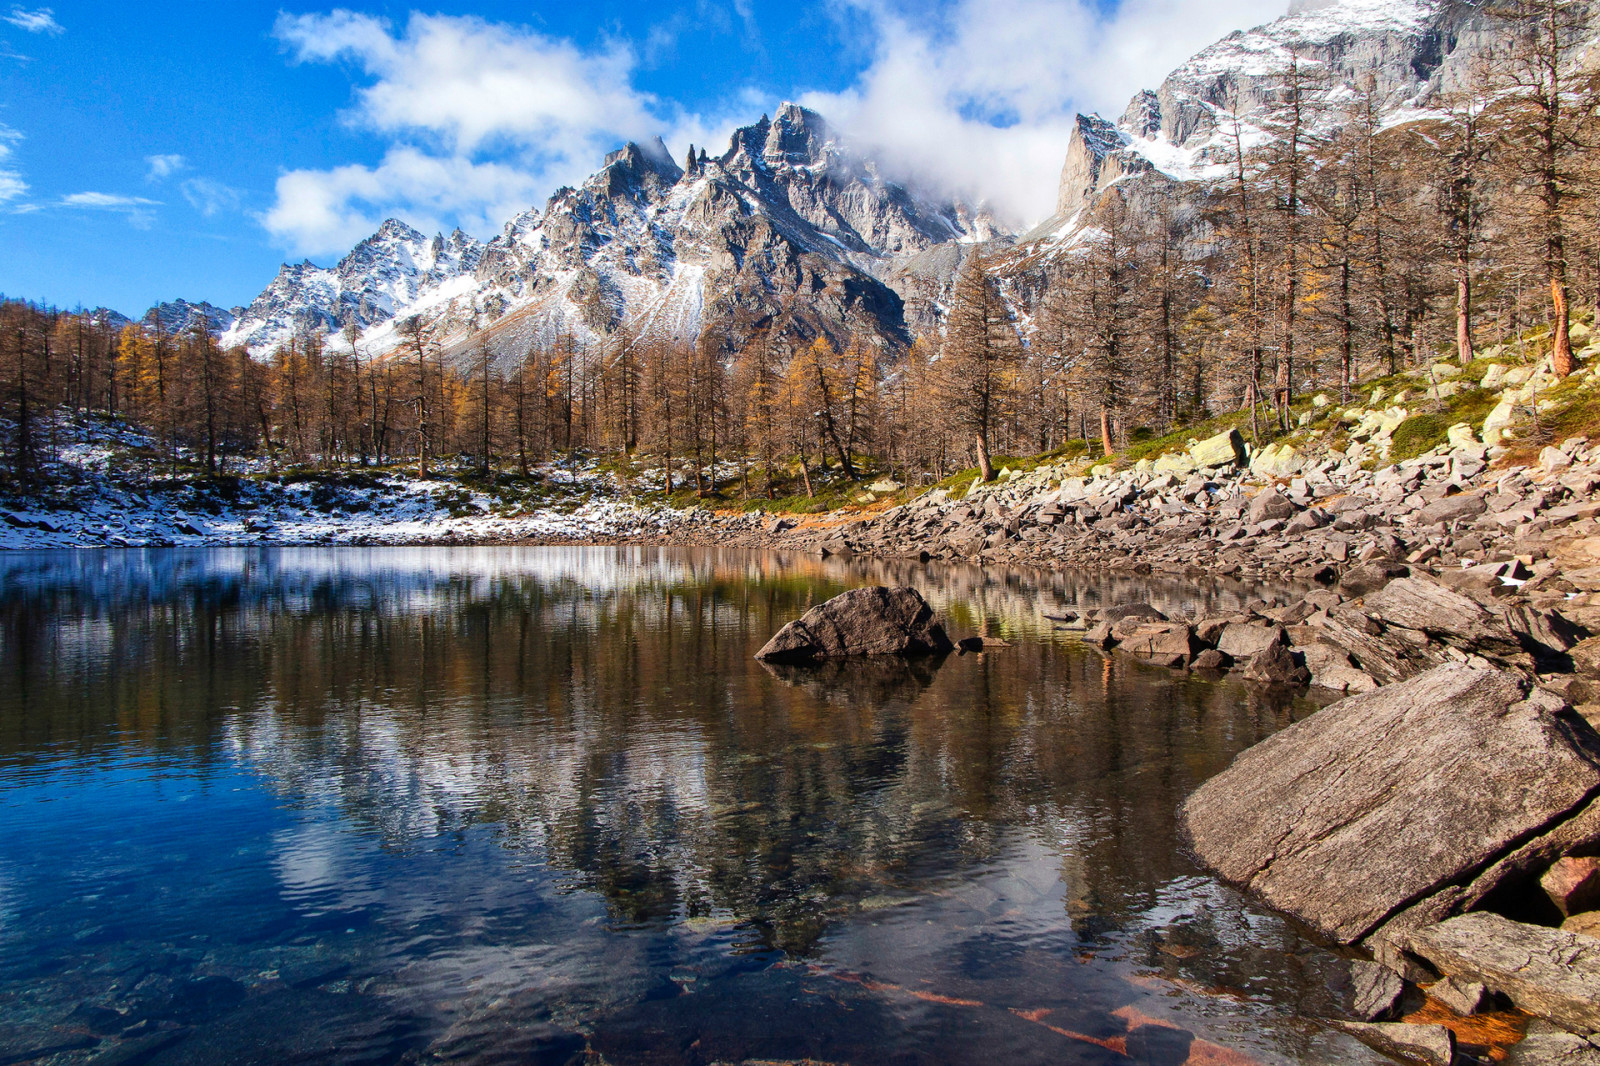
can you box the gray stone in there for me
[1099,603,1168,625]
[1215,622,1287,660]
[1249,488,1297,524]
[1241,642,1311,684]
[1120,623,1201,668]
[1416,493,1488,526]
[1364,577,1527,662]
[1505,1030,1600,1066]
[1299,642,1379,693]
[1348,959,1405,1021]
[755,586,955,664]
[1286,509,1328,534]
[1332,1022,1454,1066]
[1407,912,1600,1034]
[1340,562,1409,597]
[1430,975,1492,1016]
[1181,664,1600,944]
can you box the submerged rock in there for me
[754,586,954,664]
[1181,663,1600,944]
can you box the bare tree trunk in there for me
[974,432,994,482]
[1457,264,1475,365]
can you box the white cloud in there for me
[263,0,1290,252]
[266,9,671,255]
[60,192,158,208]
[0,124,25,204]
[264,147,543,254]
[60,191,160,228]
[801,0,1284,224]
[181,177,241,216]
[4,6,62,34]
[145,153,186,181]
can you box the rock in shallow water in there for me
[1407,913,1600,1034]
[1180,663,1600,944]
[754,586,954,664]
[1333,1021,1454,1066]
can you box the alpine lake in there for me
[0,546,1392,1066]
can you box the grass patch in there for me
[1385,387,1503,463]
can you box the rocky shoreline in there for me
[712,419,1600,1061]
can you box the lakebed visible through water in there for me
[0,547,1385,1066]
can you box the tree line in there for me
[3,0,1597,499]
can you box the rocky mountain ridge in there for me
[1014,0,1493,254]
[220,105,1003,366]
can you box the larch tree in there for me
[939,252,1016,481]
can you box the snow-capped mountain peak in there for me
[225,101,1007,362]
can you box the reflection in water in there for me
[0,548,1375,1066]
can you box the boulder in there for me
[1181,664,1600,944]
[1340,563,1408,597]
[1187,428,1248,469]
[1364,577,1526,662]
[1416,492,1488,526]
[1563,912,1600,938]
[1099,603,1167,626]
[1542,856,1600,918]
[1406,913,1600,1034]
[1190,648,1229,670]
[1346,959,1405,1022]
[1215,622,1287,660]
[1298,642,1379,693]
[1332,1023,1454,1066]
[755,586,955,664]
[1121,623,1201,668]
[1082,622,1118,649]
[1240,642,1310,685]
[1248,488,1297,524]
[1508,606,1589,669]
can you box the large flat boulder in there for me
[1407,913,1600,1034]
[1364,576,1527,663]
[1187,428,1247,469]
[755,586,955,664]
[1180,663,1600,943]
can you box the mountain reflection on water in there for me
[0,547,1382,1066]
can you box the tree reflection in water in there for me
[0,547,1381,1066]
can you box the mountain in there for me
[1017,0,1490,251]
[216,0,1520,364]
[223,104,1005,365]
[222,220,483,353]
[143,299,238,337]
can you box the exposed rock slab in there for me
[1506,1030,1600,1066]
[1332,1022,1454,1066]
[754,586,954,664]
[1181,664,1600,943]
[1364,577,1527,662]
[1407,913,1600,1034]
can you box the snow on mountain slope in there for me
[225,105,1005,364]
[222,219,484,353]
[144,299,239,336]
[1017,0,1467,252]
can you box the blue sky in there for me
[0,0,1281,315]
